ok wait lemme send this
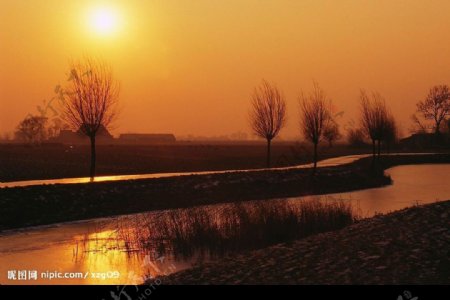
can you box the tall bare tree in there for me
[416,85,450,135]
[62,58,119,178]
[249,80,287,168]
[299,83,331,170]
[360,90,389,159]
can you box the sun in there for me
[88,6,120,36]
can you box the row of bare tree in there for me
[249,81,343,169]
[12,57,450,178]
[249,81,403,169]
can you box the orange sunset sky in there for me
[1,0,450,139]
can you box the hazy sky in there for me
[1,0,450,139]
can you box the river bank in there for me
[0,153,449,231]
[158,199,450,284]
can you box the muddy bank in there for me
[158,199,450,284]
[0,153,449,231]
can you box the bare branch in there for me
[62,57,119,138]
[298,83,333,169]
[248,80,287,167]
[416,85,450,134]
[359,90,389,143]
[249,80,287,141]
[299,82,331,145]
[61,57,119,177]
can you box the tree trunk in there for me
[266,138,272,168]
[435,120,441,135]
[372,140,376,159]
[90,135,96,179]
[313,142,318,171]
[434,122,442,145]
[377,139,381,158]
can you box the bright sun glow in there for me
[88,7,120,36]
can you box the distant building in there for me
[76,125,114,141]
[49,127,176,145]
[49,125,114,144]
[51,129,84,144]
[118,133,176,144]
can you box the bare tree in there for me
[62,58,119,178]
[416,85,450,135]
[383,113,397,153]
[249,80,287,168]
[15,115,48,144]
[323,118,341,147]
[299,83,331,170]
[360,90,389,159]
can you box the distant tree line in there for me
[14,115,66,144]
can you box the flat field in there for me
[0,142,372,182]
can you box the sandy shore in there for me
[158,199,450,284]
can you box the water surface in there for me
[0,164,449,285]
